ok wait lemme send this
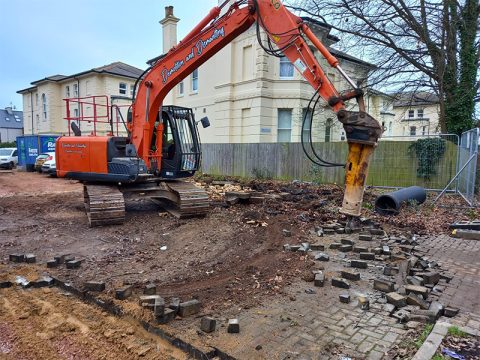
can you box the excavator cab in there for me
[159,106,202,179]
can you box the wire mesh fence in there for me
[367,134,459,190]
[457,128,479,205]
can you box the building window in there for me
[422,126,427,135]
[325,118,333,142]
[14,115,21,122]
[191,69,198,92]
[178,81,184,96]
[73,108,79,119]
[410,126,416,136]
[302,107,312,141]
[277,109,292,142]
[5,117,9,121]
[130,84,134,97]
[417,109,424,118]
[36,114,39,127]
[119,82,127,95]
[35,93,38,107]
[41,93,47,120]
[73,83,78,97]
[388,121,392,136]
[279,56,294,78]
[66,86,70,98]
[408,109,415,118]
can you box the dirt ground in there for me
[0,170,478,359]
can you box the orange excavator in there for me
[56,0,382,226]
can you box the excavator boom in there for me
[129,0,382,217]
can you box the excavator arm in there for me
[129,0,383,217]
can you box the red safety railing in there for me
[64,95,128,137]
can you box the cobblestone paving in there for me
[208,285,407,360]
[171,234,480,359]
[416,234,480,330]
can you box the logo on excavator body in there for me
[161,27,225,84]
[271,0,281,10]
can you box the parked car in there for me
[34,152,54,172]
[0,148,18,169]
[41,156,56,176]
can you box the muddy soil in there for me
[0,171,477,358]
[0,266,186,359]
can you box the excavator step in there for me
[83,185,125,227]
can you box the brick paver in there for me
[167,233,480,359]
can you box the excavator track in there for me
[150,180,210,218]
[83,185,125,227]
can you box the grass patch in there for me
[447,326,468,337]
[415,323,434,349]
[432,354,445,360]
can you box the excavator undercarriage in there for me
[83,180,209,227]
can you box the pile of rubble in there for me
[284,219,458,326]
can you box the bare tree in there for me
[288,0,480,134]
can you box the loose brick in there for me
[341,269,360,281]
[383,303,396,314]
[85,281,105,292]
[66,259,81,269]
[310,243,324,251]
[200,317,216,333]
[9,254,24,263]
[386,292,407,308]
[374,279,395,293]
[331,277,350,289]
[341,239,355,246]
[315,253,329,261]
[372,247,383,255]
[359,234,373,241]
[156,308,176,324]
[142,297,166,316]
[353,246,368,253]
[282,229,292,237]
[339,245,353,252]
[25,254,36,263]
[227,319,240,333]
[329,243,341,249]
[178,299,201,317]
[335,228,345,234]
[422,272,440,285]
[339,294,350,303]
[406,294,429,309]
[351,260,368,269]
[139,295,162,306]
[428,301,444,319]
[444,307,459,317]
[384,266,399,276]
[382,245,391,255]
[314,272,325,287]
[47,260,58,268]
[405,285,429,299]
[143,284,156,295]
[115,286,132,300]
[360,252,375,260]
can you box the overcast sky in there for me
[0,0,218,110]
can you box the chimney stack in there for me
[160,6,180,54]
